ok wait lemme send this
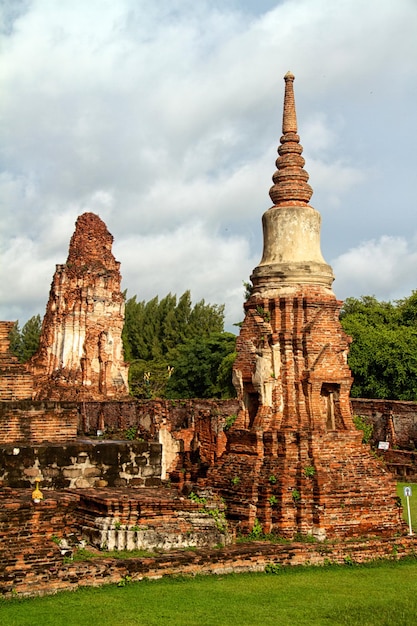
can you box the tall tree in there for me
[173,290,192,345]
[9,315,42,363]
[122,291,231,398]
[188,299,224,338]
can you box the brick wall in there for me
[0,401,78,444]
[0,486,415,601]
[0,398,236,487]
[3,397,417,454]
[3,397,417,484]
[351,398,417,448]
[0,321,34,401]
[351,399,417,480]
[79,398,239,480]
[0,488,79,597]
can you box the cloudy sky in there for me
[1,0,417,332]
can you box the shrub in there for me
[353,415,373,444]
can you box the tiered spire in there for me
[269,71,313,206]
[250,71,333,291]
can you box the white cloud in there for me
[114,221,258,330]
[308,157,368,210]
[0,235,55,321]
[332,236,417,302]
[1,0,417,332]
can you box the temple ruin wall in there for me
[0,489,414,599]
[1,397,417,488]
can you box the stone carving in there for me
[30,212,129,400]
[210,73,402,539]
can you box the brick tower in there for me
[30,213,129,401]
[210,73,402,539]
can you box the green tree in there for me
[158,293,178,354]
[122,291,230,398]
[172,290,192,345]
[128,359,174,399]
[217,350,237,399]
[8,322,21,359]
[9,315,42,363]
[396,291,417,326]
[340,296,397,326]
[341,294,417,400]
[165,332,236,399]
[122,295,148,361]
[188,299,224,338]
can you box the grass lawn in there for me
[2,482,417,625]
[2,559,417,626]
[397,482,417,531]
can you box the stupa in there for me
[210,73,402,539]
[30,212,129,400]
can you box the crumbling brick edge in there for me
[3,536,417,599]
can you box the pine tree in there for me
[122,290,233,399]
[8,315,42,363]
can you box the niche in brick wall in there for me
[244,388,259,428]
[321,383,342,431]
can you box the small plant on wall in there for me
[292,489,301,503]
[303,465,316,478]
[353,415,373,444]
[224,414,237,432]
[125,426,138,440]
[189,492,207,505]
[248,518,263,539]
[231,476,240,486]
[255,305,271,323]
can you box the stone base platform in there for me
[209,429,404,539]
[75,486,229,551]
[2,511,417,599]
[0,485,229,598]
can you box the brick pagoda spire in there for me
[210,73,402,540]
[251,71,333,293]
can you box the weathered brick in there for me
[29,213,129,401]
[209,73,402,539]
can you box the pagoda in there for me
[30,213,129,401]
[210,73,402,539]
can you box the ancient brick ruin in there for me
[209,72,401,539]
[29,212,129,401]
[0,73,413,598]
[0,322,34,401]
[0,485,412,598]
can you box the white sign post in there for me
[403,486,413,536]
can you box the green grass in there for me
[2,560,417,625]
[72,548,156,561]
[397,481,417,531]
